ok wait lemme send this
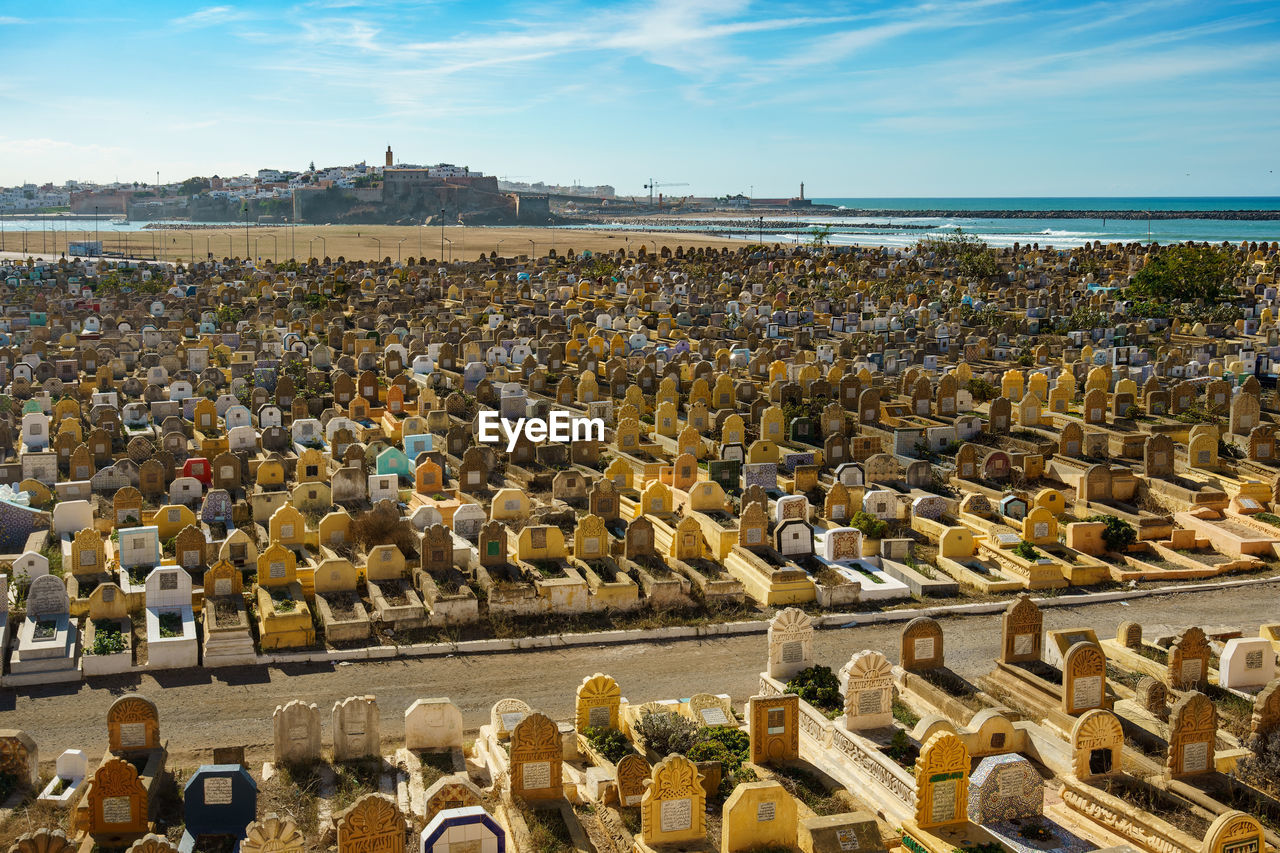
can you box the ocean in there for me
[737,197,1280,248]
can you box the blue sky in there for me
[1,0,1278,196]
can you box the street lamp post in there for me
[528,239,535,259]
[94,206,100,258]
[396,237,407,264]
[372,237,382,261]
[495,239,504,258]
[187,232,196,264]
[317,235,326,260]
[439,208,445,262]
[264,234,278,260]
[443,237,453,263]
[243,204,250,261]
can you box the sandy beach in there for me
[0,222,752,263]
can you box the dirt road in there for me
[3,584,1275,771]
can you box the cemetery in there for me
[2,238,1280,850]
[2,599,1279,853]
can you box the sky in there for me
[1,0,1278,197]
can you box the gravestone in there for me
[575,673,622,732]
[999,594,1042,664]
[332,695,381,762]
[617,754,652,807]
[181,765,257,849]
[1167,692,1216,778]
[1062,641,1107,715]
[840,650,893,731]
[1070,709,1123,781]
[107,695,161,755]
[405,699,464,751]
[420,806,506,853]
[721,781,797,853]
[335,794,406,853]
[490,698,531,740]
[273,700,322,764]
[966,753,1042,824]
[913,731,969,829]
[766,608,813,681]
[640,755,706,846]
[1219,637,1276,689]
[1167,626,1210,691]
[900,617,943,672]
[241,815,304,853]
[747,694,799,765]
[509,712,562,800]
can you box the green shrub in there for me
[786,666,842,715]
[1012,540,1039,560]
[849,511,888,540]
[88,620,127,656]
[582,726,632,764]
[1085,514,1136,551]
[634,711,700,757]
[690,726,749,772]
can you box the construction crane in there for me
[643,178,689,209]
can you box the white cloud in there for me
[170,6,253,29]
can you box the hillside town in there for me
[0,234,1278,853]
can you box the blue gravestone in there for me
[421,806,505,853]
[180,765,257,852]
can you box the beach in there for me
[0,222,752,263]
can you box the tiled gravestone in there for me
[766,607,814,680]
[640,755,706,846]
[1070,709,1123,781]
[966,753,1042,825]
[999,594,1042,664]
[335,794,406,853]
[423,777,485,821]
[1062,641,1107,715]
[405,699,464,751]
[84,757,149,843]
[575,673,622,732]
[332,695,381,762]
[774,518,814,558]
[617,754,652,807]
[180,765,257,852]
[747,694,799,765]
[900,617,943,672]
[420,806,506,853]
[913,731,969,830]
[1219,637,1276,689]
[822,527,863,562]
[721,781,797,853]
[273,700,322,764]
[508,712,563,800]
[1167,692,1217,778]
[241,814,304,853]
[1167,626,1210,691]
[840,650,894,731]
[107,694,161,755]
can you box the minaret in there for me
[385,145,393,167]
